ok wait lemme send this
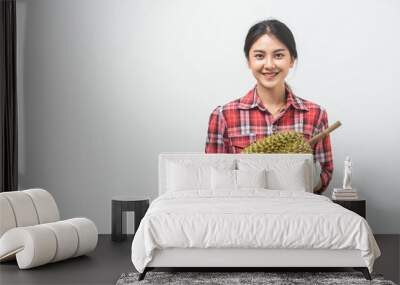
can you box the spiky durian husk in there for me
[241,131,312,154]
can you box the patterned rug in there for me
[116,271,397,285]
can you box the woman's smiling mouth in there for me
[263,71,279,79]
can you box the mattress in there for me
[131,189,381,273]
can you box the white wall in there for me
[17,0,400,234]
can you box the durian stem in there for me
[308,121,342,146]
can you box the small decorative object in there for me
[332,156,358,200]
[343,156,352,190]
[242,121,341,154]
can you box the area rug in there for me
[116,271,397,285]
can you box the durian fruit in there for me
[242,121,342,154]
[242,131,312,154]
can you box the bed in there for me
[131,153,381,281]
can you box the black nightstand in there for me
[111,196,150,242]
[332,199,366,219]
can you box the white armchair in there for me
[0,188,98,269]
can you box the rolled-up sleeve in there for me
[313,109,334,193]
[205,106,229,153]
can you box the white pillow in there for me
[237,158,310,192]
[167,162,210,191]
[166,159,235,192]
[236,169,267,188]
[211,168,268,190]
[266,161,308,191]
[211,168,236,189]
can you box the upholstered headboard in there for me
[158,152,317,195]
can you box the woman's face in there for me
[247,33,295,91]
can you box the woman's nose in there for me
[264,56,275,69]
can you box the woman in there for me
[205,19,333,194]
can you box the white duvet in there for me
[131,189,380,273]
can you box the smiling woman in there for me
[205,19,333,194]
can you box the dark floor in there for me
[0,235,134,285]
[0,234,399,285]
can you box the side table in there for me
[332,199,366,219]
[112,196,150,242]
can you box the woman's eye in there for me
[255,54,264,59]
[274,53,284,59]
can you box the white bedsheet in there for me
[131,189,380,273]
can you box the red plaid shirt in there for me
[205,85,333,193]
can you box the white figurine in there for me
[342,156,352,190]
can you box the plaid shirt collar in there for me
[238,84,309,112]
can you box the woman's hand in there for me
[313,179,323,195]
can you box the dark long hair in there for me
[244,19,298,61]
